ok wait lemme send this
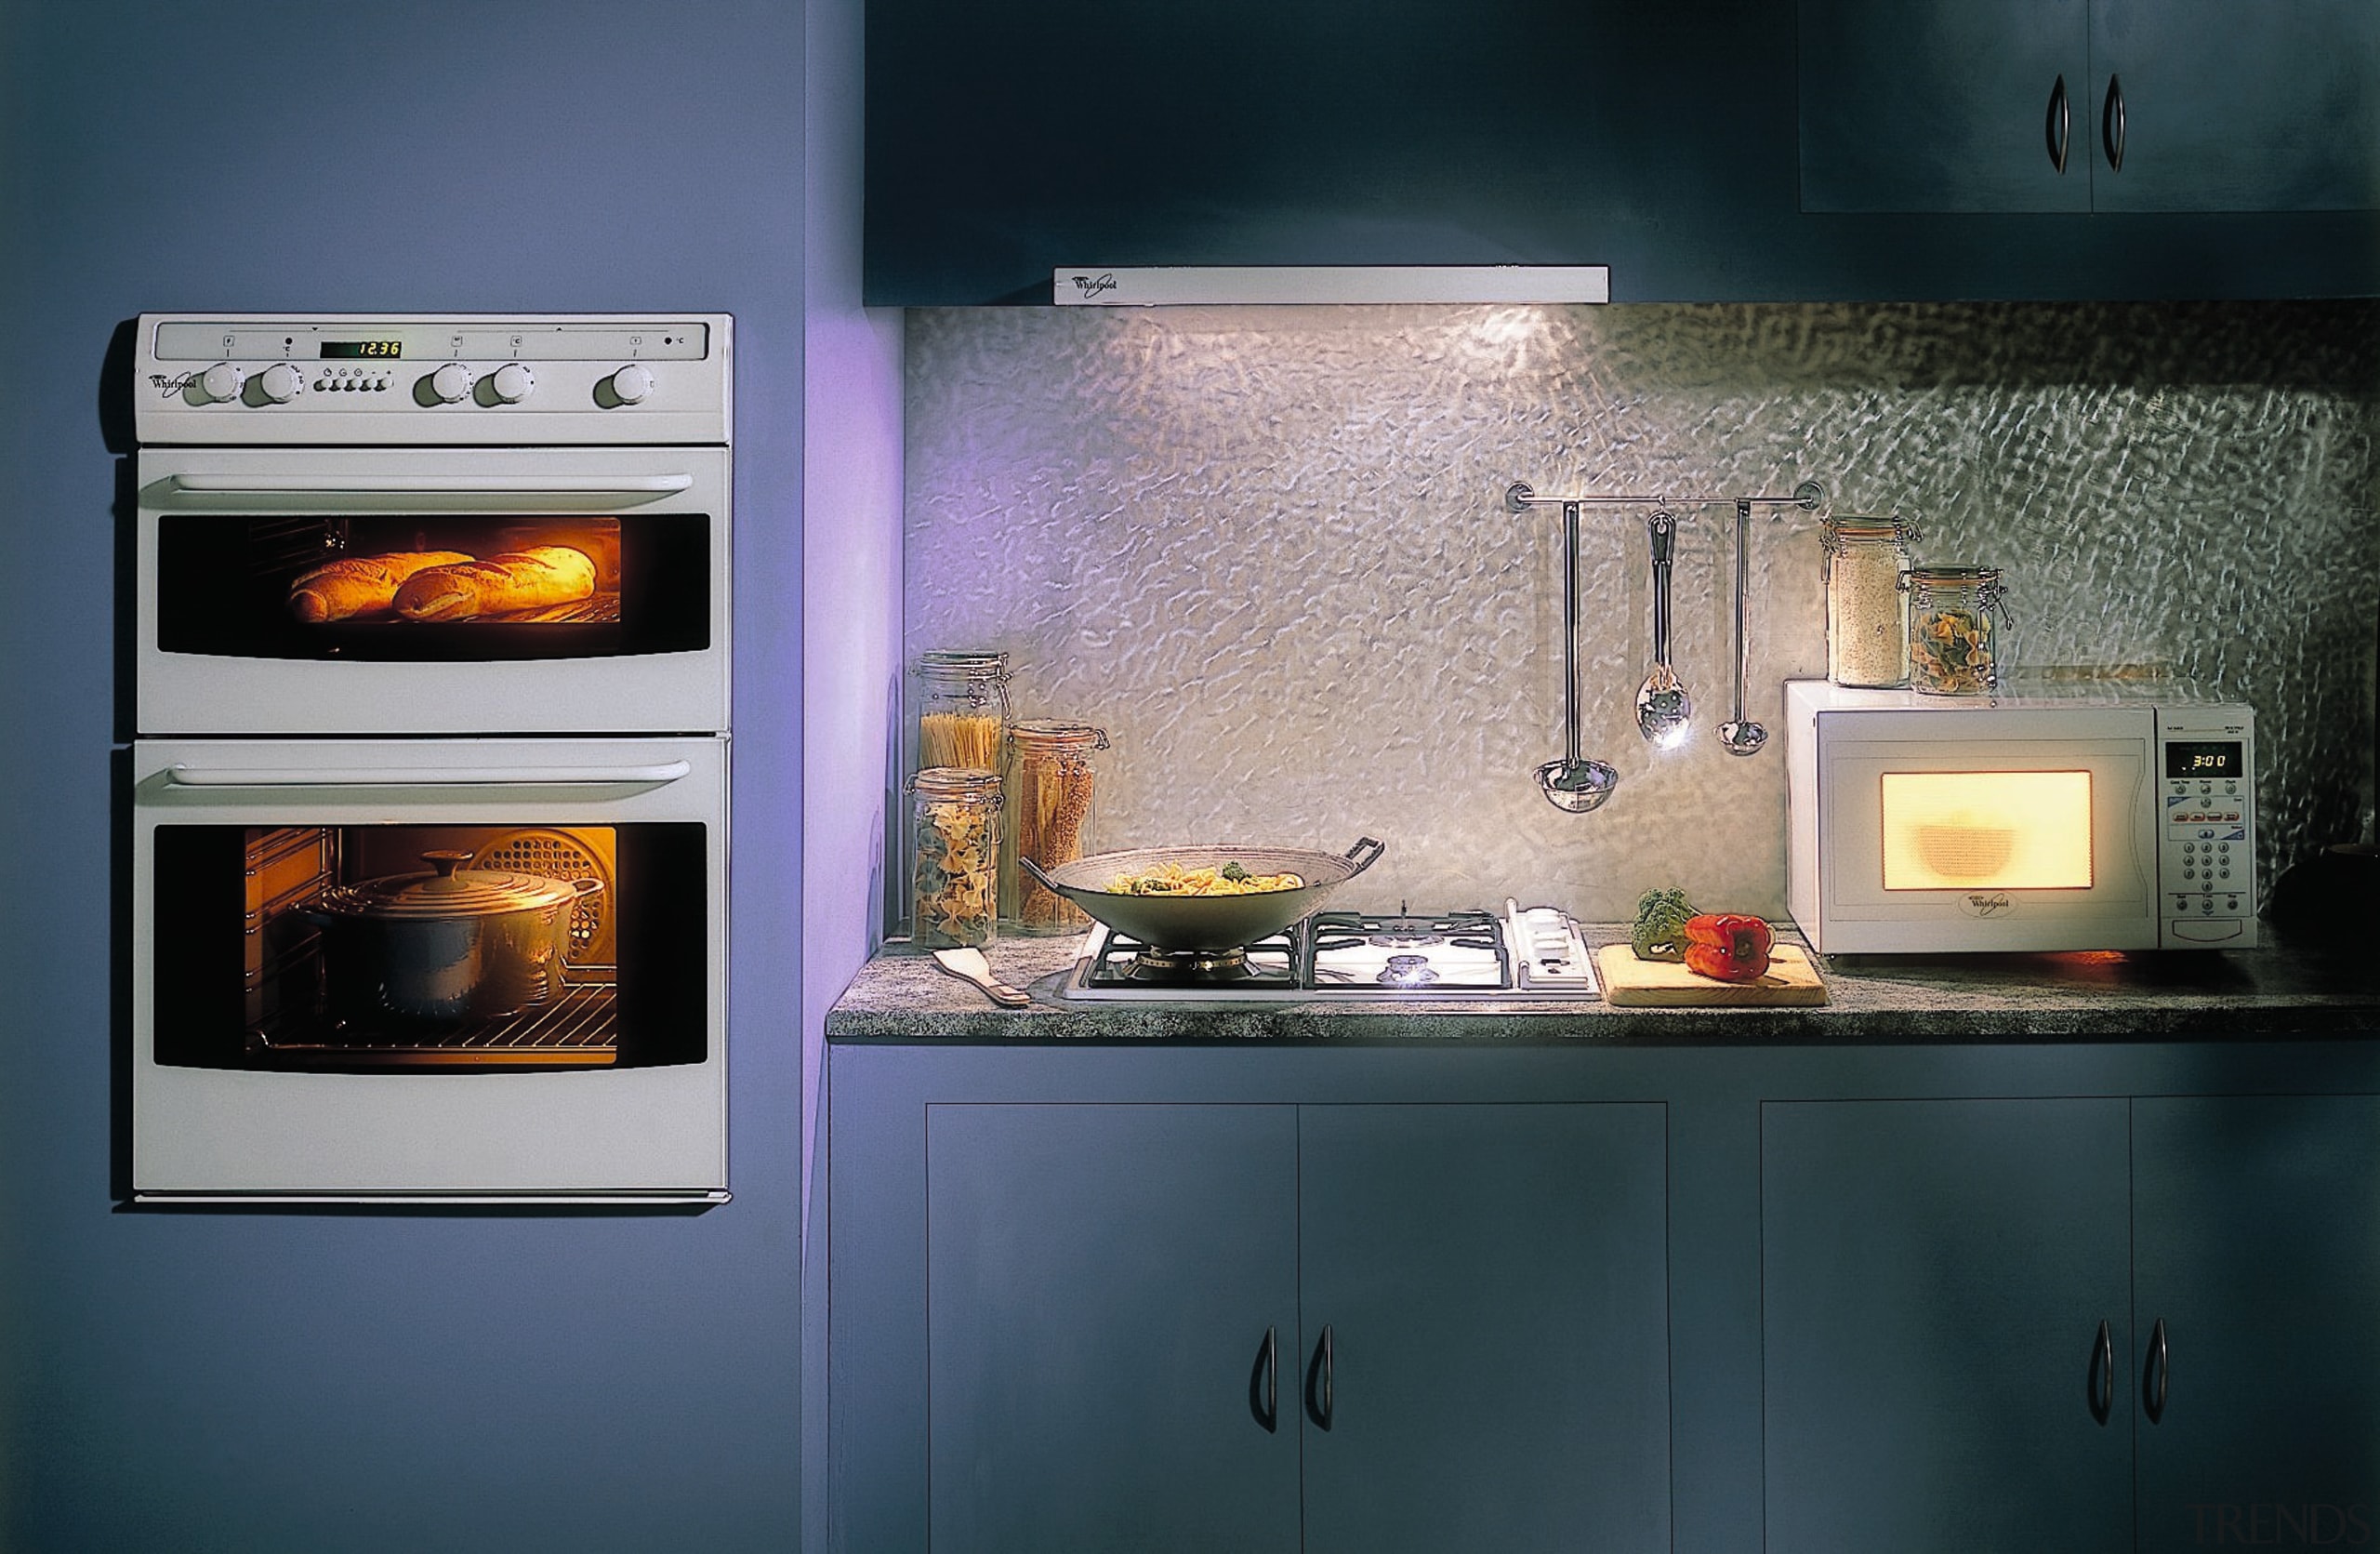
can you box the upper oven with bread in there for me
[132,314,730,737]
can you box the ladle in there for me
[1718,498,1768,757]
[1536,499,1618,812]
[1633,510,1691,748]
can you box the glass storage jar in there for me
[1822,513,1919,688]
[1001,720,1109,932]
[910,766,1002,948]
[1907,566,2014,696]
[914,650,1012,776]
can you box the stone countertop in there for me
[825,923,2379,1043]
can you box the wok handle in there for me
[1018,856,1060,893]
[1342,838,1387,875]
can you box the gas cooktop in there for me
[1060,901,1598,1003]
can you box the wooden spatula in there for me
[932,947,1031,1006]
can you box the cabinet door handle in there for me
[1250,1326,1278,1432]
[2047,73,2072,173]
[1305,1324,1335,1431]
[2102,74,2127,172]
[2089,1319,2114,1423]
[2145,1317,2169,1421]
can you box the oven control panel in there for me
[2155,705,2258,949]
[135,314,731,445]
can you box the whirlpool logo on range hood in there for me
[1051,265,1611,306]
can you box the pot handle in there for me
[569,877,607,899]
[1342,837,1387,875]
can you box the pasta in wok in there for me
[1104,860,1306,897]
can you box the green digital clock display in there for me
[320,340,403,359]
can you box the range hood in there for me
[1051,265,1610,306]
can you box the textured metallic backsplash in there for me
[905,301,2378,923]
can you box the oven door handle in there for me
[153,472,695,510]
[164,760,693,789]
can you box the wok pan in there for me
[1020,838,1385,954]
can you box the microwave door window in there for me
[153,513,709,662]
[1879,771,2096,891]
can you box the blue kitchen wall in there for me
[800,0,905,1544]
[0,4,804,1550]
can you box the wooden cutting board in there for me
[1595,942,1830,1006]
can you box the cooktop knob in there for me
[197,362,246,404]
[607,364,654,405]
[488,362,535,405]
[430,362,475,404]
[256,363,304,404]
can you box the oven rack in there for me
[250,973,618,1067]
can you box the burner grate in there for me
[1081,928,1298,990]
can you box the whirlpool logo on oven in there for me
[1958,892,2016,918]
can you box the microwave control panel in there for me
[2154,706,2258,949]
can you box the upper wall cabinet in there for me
[864,0,1802,303]
[866,0,2380,301]
[1800,0,2380,212]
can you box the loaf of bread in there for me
[288,551,474,623]
[392,546,599,621]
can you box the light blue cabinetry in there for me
[1762,1094,2380,1552]
[827,1039,2380,1554]
[920,1099,1671,1554]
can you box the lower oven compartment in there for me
[130,736,728,1202]
[155,818,707,1069]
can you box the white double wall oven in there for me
[129,314,734,1203]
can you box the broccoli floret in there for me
[1631,887,1699,963]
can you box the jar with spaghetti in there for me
[910,766,1001,948]
[1821,513,1919,688]
[1003,721,1108,933]
[1907,566,2015,697]
[914,650,1012,776]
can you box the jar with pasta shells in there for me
[1907,566,2015,697]
[914,650,1012,777]
[909,766,1002,949]
[1002,720,1108,933]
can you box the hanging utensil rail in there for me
[1504,480,1828,516]
[1509,478,1826,810]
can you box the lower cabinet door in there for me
[1762,1098,2135,1554]
[2132,1095,2380,1551]
[925,1103,1301,1554]
[1298,1103,1672,1554]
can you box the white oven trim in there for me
[134,444,731,737]
[130,735,730,1202]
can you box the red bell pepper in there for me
[1683,913,1774,982]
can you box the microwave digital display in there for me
[1879,770,2096,891]
[2165,740,2242,779]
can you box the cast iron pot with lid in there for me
[301,850,605,1024]
[1020,838,1384,953]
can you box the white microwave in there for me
[1785,680,2259,954]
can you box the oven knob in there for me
[197,362,245,404]
[488,362,536,405]
[256,363,304,404]
[606,364,654,405]
[430,362,475,404]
